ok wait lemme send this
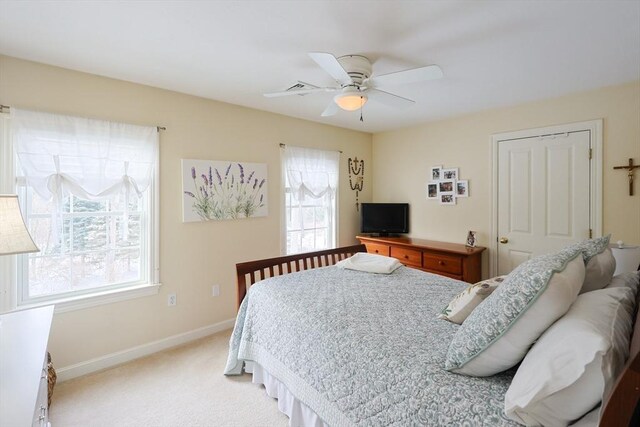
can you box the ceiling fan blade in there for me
[321,101,339,117]
[264,87,334,98]
[367,64,443,87]
[308,52,353,86]
[367,89,415,109]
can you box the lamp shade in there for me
[611,244,640,275]
[0,195,39,255]
[334,87,368,111]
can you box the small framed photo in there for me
[440,194,456,205]
[466,230,477,247]
[456,180,469,197]
[438,179,455,194]
[427,182,439,199]
[442,168,458,180]
[430,165,442,181]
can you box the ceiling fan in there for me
[264,52,443,117]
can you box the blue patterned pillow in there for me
[563,235,615,293]
[445,248,585,376]
[563,234,610,264]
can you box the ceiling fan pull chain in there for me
[360,96,364,122]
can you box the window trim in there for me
[0,113,161,313]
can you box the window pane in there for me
[288,207,301,231]
[22,192,146,302]
[72,216,108,251]
[72,252,107,289]
[73,198,107,213]
[302,207,316,229]
[28,256,72,297]
[113,249,141,283]
[116,215,141,247]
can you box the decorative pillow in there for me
[504,287,635,426]
[445,249,585,376]
[437,276,505,324]
[564,235,615,293]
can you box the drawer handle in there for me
[374,250,379,253]
[404,255,409,259]
[438,261,445,266]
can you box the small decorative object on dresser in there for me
[357,235,486,283]
[466,230,477,247]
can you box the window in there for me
[4,108,159,310]
[282,145,339,254]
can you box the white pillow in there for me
[445,249,585,376]
[504,287,635,426]
[438,276,505,324]
[580,248,616,293]
[335,252,402,274]
[563,235,615,293]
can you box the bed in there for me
[225,244,640,427]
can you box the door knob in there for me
[499,237,509,244]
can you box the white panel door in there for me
[497,131,591,274]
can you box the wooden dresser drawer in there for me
[365,242,390,256]
[423,253,462,275]
[390,246,422,267]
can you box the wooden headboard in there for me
[600,291,640,427]
[235,244,366,310]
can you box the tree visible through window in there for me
[20,189,146,300]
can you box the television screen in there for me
[360,203,409,235]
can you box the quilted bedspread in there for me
[224,266,519,426]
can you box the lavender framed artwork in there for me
[182,159,268,222]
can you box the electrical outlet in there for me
[212,284,220,297]
[168,293,177,306]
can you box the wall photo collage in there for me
[427,165,469,205]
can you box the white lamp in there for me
[334,87,368,111]
[611,240,640,275]
[0,195,39,255]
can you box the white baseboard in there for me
[56,318,236,382]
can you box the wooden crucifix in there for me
[613,158,640,196]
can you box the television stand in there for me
[356,235,485,283]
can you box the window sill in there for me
[18,283,162,314]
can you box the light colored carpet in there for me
[49,329,289,427]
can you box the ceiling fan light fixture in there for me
[334,92,368,111]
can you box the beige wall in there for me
[373,81,640,277]
[0,55,373,368]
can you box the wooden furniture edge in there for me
[600,293,640,427]
[235,244,367,310]
[356,235,486,256]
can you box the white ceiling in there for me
[0,1,638,133]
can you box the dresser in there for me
[0,305,55,427]
[357,236,486,283]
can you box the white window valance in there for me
[283,145,340,202]
[12,108,158,202]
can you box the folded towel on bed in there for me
[335,252,402,274]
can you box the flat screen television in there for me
[360,203,409,236]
